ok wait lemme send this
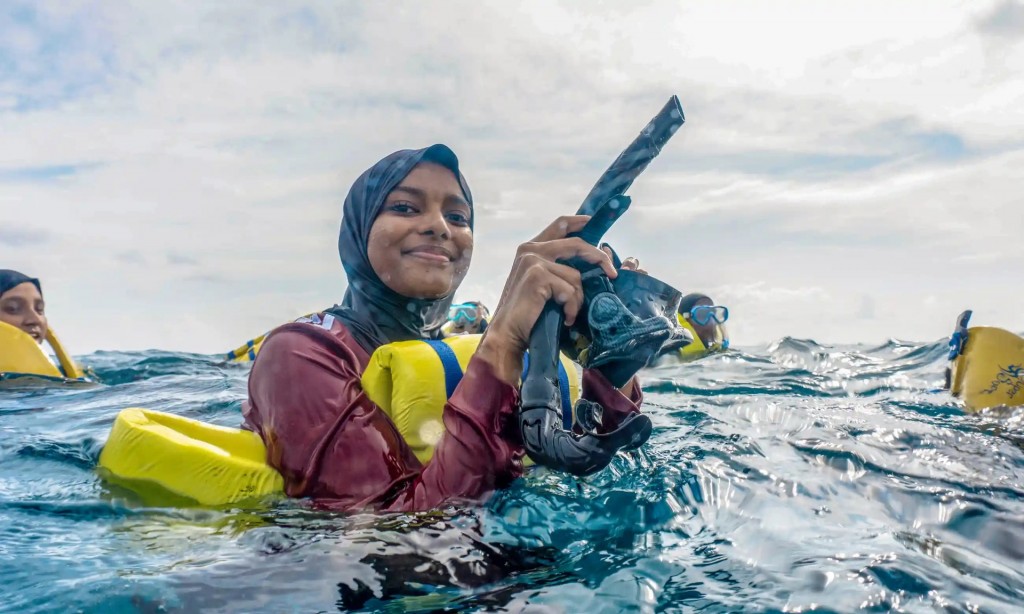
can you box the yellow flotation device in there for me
[98,408,285,505]
[224,331,271,363]
[947,310,1024,412]
[101,333,581,505]
[361,334,581,464]
[676,313,729,359]
[224,313,315,363]
[0,321,85,381]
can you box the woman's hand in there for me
[476,215,617,386]
[602,245,647,275]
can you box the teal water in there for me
[1,339,1023,612]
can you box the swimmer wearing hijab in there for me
[243,145,645,512]
[0,270,47,344]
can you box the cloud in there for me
[167,252,198,266]
[857,295,876,320]
[112,250,145,265]
[0,164,86,182]
[977,1,1024,38]
[0,226,49,247]
[713,283,831,304]
[183,272,227,284]
[1,0,1022,352]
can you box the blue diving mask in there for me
[688,305,729,326]
[448,303,479,324]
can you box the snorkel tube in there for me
[519,96,689,476]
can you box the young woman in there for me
[242,145,644,512]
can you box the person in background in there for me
[445,301,490,335]
[676,292,730,358]
[0,270,47,344]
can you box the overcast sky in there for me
[2,0,1023,354]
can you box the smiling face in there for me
[0,282,48,343]
[366,162,474,299]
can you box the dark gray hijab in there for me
[0,269,41,298]
[327,144,473,354]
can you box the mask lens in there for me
[690,305,728,326]
[449,304,477,324]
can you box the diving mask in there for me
[448,303,480,324]
[677,312,729,356]
[687,305,728,326]
[562,268,691,387]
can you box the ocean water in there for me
[1,339,1022,613]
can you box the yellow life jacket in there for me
[100,334,581,505]
[0,321,85,382]
[948,325,1024,412]
[676,313,729,359]
[98,408,284,506]
[224,333,268,363]
[361,334,581,464]
[224,313,317,363]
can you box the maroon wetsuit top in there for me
[242,313,644,512]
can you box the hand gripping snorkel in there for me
[519,96,690,476]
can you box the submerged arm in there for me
[582,369,643,433]
[383,348,525,511]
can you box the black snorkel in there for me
[519,96,690,476]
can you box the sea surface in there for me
[1,338,1023,613]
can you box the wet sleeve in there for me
[245,326,416,508]
[382,357,525,511]
[244,326,523,512]
[581,369,644,433]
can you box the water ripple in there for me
[1,339,1023,612]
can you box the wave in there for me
[2,339,1022,612]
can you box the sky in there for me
[1,0,1023,354]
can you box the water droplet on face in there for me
[383,273,392,282]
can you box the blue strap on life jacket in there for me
[425,340,463,398]
[425,340,574,430]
